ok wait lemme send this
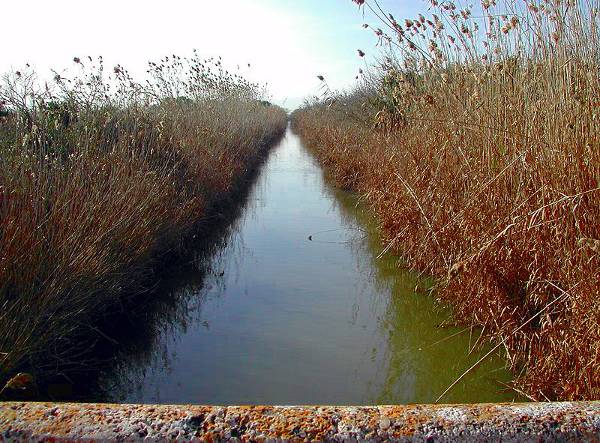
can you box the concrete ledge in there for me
[1,402,599,442]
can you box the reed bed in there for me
[293,0,599,400]
[0,54,287,393]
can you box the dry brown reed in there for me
[293,0,600,400]
[0,54,287,391]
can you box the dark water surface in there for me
[98,126,519,405]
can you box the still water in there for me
[98,126,519,405]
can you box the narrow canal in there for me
[99,126,519,405]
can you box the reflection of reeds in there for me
[293,0,599,400]
[82,172,261,403]
[0,54,287,394]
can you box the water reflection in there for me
[91,127,520,405]
[78,174,258,402]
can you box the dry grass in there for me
[293,0,600,400]
[0,54,287,390]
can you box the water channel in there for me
[97,126,519,405]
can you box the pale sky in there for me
[2,0,422,109]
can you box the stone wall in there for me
[2,402,600,441]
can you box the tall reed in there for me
[0,54,287,392]
[293,0,599,399]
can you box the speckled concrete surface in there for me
[1,401,599,442]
